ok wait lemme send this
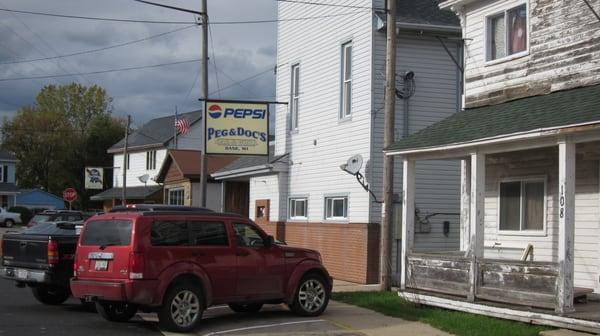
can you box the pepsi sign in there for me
[204,100,269,156]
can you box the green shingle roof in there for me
[385,84,600,153]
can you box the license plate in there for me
[94,260,108,271]
[16,269,28,279]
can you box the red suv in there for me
[70,205,332,332]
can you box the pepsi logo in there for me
[208,104,222,119]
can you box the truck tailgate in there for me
[2,235,49,270]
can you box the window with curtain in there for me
[487,4,527,61]
[499,179,544,232]
[168,188,185,205]
[289,198,307,219]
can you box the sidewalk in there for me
[323,301,451,336]
[332,280,381,293]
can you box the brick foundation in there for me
[259,221,380,284]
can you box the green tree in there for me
[1,83,124,209]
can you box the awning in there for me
[385,84,600,155]
[90,185,162,201]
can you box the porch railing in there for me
[406,253,559,309]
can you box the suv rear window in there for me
[81,220,132,246]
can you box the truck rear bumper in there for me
[1,267,49,283]
[70,278,159,306]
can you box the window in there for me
[487,4,527,61]
[325,196,348,220]
[168,188,185,205]
[0,166,3,182]
[81,220,133,246]
[189,221,228,246]
[340,41,352,118]
[151,220,189,246]
[1,195,8,209]
[125,154,131,170]
[146,150,157,170]
[289,198,307,219]
[499,179,545,232]
[290,64,300,130]
[233,223,265,248]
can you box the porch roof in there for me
[385,84,600,155]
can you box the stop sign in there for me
[63,188,77,203]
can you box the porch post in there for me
[400,157,415,290]
[557,139,575,314]
[468,152,485,302]
[460,159,471,252]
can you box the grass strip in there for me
[331,291,551,336]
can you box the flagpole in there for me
[174,106,178,150]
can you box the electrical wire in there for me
[0,25,197,65]
[0,58,202,82]
[208,66,276,97]
[275,0,380,11]
[208,23,221,99]
[0,7,368,25]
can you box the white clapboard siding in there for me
[484,150,600,292]
[249,174,283,221]
[113,149,167,187]
[370,31,462,253]
[274,0,374,223]
[461,0,600,107]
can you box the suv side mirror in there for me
[265,235,275,248]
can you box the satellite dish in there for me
[138,174,150,184]
[340,154,363,175]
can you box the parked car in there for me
[27,210,84,227]
[71,205,332,332]
[0,221,80,305]
[0,208,22,228]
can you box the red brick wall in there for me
[260,221,380,284]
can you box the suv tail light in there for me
[47,239,59,265]
[128,252,144,280]
[73,257,78,277]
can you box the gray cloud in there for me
[0,0,277,125]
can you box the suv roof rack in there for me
[109,204,214,213]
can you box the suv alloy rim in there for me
[298,279,326,313]
[170,290,201,328]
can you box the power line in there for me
[0,58,202,82]
[208,64,280,97]
[275,0,379,11]
[0,6,368,26]
[208,23,221,99]
[0,25,197,65]
[0,7,197,24]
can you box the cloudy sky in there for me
[0,0,277,127]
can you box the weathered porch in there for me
[385,84,600,332]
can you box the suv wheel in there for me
[95,301,138,322]
[228,302,263,313]
[158,283,204,332]
[31,286,70,305]
[290,274,330,317]
[4,219,13,228]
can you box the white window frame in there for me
[290,63,300,131]
[288,197,308,220]
[324,196,348,221]
[497,176,547,236]
[485,2,529,65]
[340,41,353,119]
[168,188,185,206]
[146,150,157,170]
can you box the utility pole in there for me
[122,114,131,205]
[133,0,207,207]
[199,0,209,208]
[381,0,397,291]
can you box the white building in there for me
[215,0,464,284]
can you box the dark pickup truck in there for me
[0,222,80,305]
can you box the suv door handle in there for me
[236,250,250,257]
[192,251,206,257]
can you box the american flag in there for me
[174,116,190,135]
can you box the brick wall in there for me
[260,221,380,284]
